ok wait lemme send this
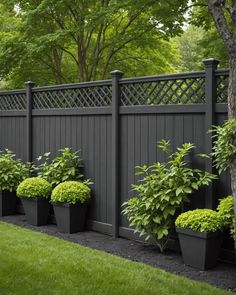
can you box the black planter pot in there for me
[52,202,87,233]
[21,197,50,226]
[176,227,223,270]
[0,191,17,217]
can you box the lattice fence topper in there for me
[33,84,112,109]
[216,75,228,103]
[0,93,26,110]
[120,77,205,106]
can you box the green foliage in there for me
[37,148,83,188]
[122,140,216,252]
[173,24,229,72]
[51,181,91,205]
[210,119,236,174]
[197,27,229,68]
[175,209,223,233]
[173,25,205,72]
[0,149,30,192]
[217,195,235,240]
[16,177,52,199]
[0,1,187,88]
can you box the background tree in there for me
[174,25,229,71]
[0,0,186,88]
[174,25,205,71]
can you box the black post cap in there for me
[110,70,124,78]
[203,58,219,67]
[25,81,35,87]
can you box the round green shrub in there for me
[16,177,52,199]
[0,150,30,191]
[51,181,91,204]
[175,209,223,233]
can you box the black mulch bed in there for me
[1,214,236,293]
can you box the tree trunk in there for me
[228,56,236,247]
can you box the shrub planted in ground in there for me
[122,140,217,252]
[51,181,91,204]
[16,177,52,199]
[210,119,236,244]
[210,119,236,174]
[37,148,83,187]
[0,150,30,191]
[175,209,223,232]
[217,195,235,239]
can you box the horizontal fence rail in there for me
[0,58,233,262]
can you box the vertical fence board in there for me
[0,116,26,161]
[106,116,112,225]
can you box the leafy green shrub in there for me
[37,148,83,188]
[217,195,235,239]
[175,209,223,232]
[51,181,91,204]
[122,140,216,252]
[0,150,30,191]
[210,120,236,242]
[16,177,52,199]
[210,119,236,174]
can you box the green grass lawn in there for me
[0,222,231,295]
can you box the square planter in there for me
[0,191,17,217]
[176,227,223,270]
[52,202,87,233]
[21,197,50,226]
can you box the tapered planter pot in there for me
[176,227,223,270]
[21,197,50,226]
[52,202,87,233]
[0,191,17,217]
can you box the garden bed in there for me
[0,214,235,293]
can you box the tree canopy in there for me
[0,0,232,88]
[0,0,188,88]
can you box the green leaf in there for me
[176,187,183,196]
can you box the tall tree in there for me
[204,0,236,243]
[169,0,236,243]
[0,0,186,88]
[189,0,236,243]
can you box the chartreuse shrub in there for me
[217,195,235,239]
[37,148,83,188]
[122,140,216,252]
[175,209,223,233]
[0,149,30,192]
[51,181,91,204]
[16,177,52,199]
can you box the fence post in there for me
[25,81,34,163]
[203,58,219,209]
[110,70,123,237]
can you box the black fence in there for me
[0,59,232,256]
